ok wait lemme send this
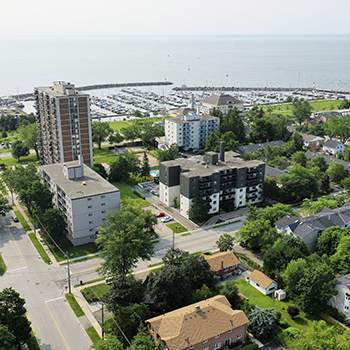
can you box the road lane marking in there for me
[45,301,71,350]
[7,266,28,273]
[71,267,97,275]
[45,296,64,303]
[2,217,27,266]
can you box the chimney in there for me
[220,141,225,162]
[221,260,224,269]
[195,305,201,312]
[79,154,84,177]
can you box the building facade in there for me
[165,113,220,150]
[146,295,249,350]
[159,143,265,218]
[40,156,120,246]
[329,273,350,321]
[203,252,240,278]
[200,94,244,114]
[35,81,93,165]
[248,270,278,295]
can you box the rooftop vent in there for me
[195,305,201,312]
[82,181,86,185]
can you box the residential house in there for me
[305,151,350,174]
[248,270,278,295]
[322,140,345,155]
[329,273,350,321]
[146,295,249,350]
[275,203,350,252]
[305,117,323,128]
[201,94,244,114]
[265,165,289,181]
[301,133,325,149]
[203,252,240,278]
[237,141,285,155]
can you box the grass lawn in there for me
[93,154,119,165]
[1,153,39,165]
[81,283,111,302]
[65,293,85,317]
[181,232,191,236]
[86,326,101,343]
[109,121,131,131]
[27,329,41,350]
[15,210,31,231]
[28,232,52,264]
[49,236,99,262]
[234,279,333,348]
[93,146,115,156]
[112,181,150,208]
[73,276,106,288]
[166,222,187,233]
[0,253,6,275]
[0,148,11,153]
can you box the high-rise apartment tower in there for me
[35,81,93,165]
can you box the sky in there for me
[2,0,350,37]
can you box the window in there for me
[228,330,232,334]
[89,228,94,232]
[87,197,92,201]
[237,334,242,340]
[202,340,208,344]
[224,268,229,272]
[215,335,220,339]
[89,221,93,224]
[214,343,221,350]
[202,348,209,350]
[190,347,194,349]
[101,195,105,198]
[88,205,92,209]
[101,203,105,206]
[88,213,93,217]
[102,218,106,221]
[101,210,106,213]
[256,283,260,287]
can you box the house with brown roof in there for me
[203,252,240,278]
[146,295,249,350]
[248,270,278,295]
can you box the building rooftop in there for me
[336,273,350,290]
[323,139,343,148]
[305,151,350,170]
[301,133,325,143]
[238,141,285,154]
[146,295,249,350]
[249,270,277,289]
[201,94,243,106]
[161,152,263,178]
[203,252,240,271]
[166,114,219,124]
[36,81,89,98]
[40,161,119,199]
[265,165,289,180]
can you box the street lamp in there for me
[65,252,73,294]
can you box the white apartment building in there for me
[159,143,265,219]
[40,155,120,246]
[165,113,220,150]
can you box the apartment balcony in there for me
[199,176,213,183]
[219,196,235,203]
[247,173,258,180]
[247,168,259,174]
[199,189,213,197]
[220,175,236,182]
[220,181,235,190]
[247,179,260,187]
[246,187,258,193]
[246,193,258,199]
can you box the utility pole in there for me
[66,252,71,294]
[101,303,105,339]
[172,229,175,250]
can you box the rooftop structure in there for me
[201,94,244,113]
[237,140,285,154]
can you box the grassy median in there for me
[0,253,6,275]
[65,293,85,318]
[86,326,101,343]
[28,232,52,265]
[15,211,31,231]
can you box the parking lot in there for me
[143,205,177,238]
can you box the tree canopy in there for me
[292,100,313,125]
[11,140,29,161]
[156,143,180,162]
[248,306,277,338]
[331,235,350,275]
[17,123,39,159]
[327,162,348,183]
[188,193,210,224]
[92,121,114,149]
[96,202,156,277]
[216,233,235,252]
[317,226,349,257]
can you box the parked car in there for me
[13,216,18,222]
[156,212,165,217]
[161,216,173,223]
[154,191,159,196]
[150,190,156,195]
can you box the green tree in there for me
[292,100,313,125]
[91,163,108,179]
[103,275,144,311]
[249,117,274,143]
[279,165,319,203]
[1,130,7,138]
[140,120,164,145]
[216,233,235,252]
[188,193,209,224]
[90,334,124,350]
[92,121,114,150]
[263,235,309,274]
[0,323,17,350]
[219,107,246,143]
[236,219,281,252]
[190,284,217,304]
[301,195,345,216]
[108,131,124,145]
[283,256,336,314]
[3,163,38,194]
[133,110,142,118]
[263,176,280,201]
[260,203,299,225]
[331,236,350,275]
[11,140,29,161]
[338,98,350,110]
[325,115,350,143]
[0,287,31,345]
[0,195,11,216]
[140,152,150,178]
[127,326,155,350]
[327,162,348,183]
[17,123,39,159]
[121,123,142,142]
[342,145,350,161]
[308,156,328,173]
[289,132,304,152]
[221,281,242,310]
[292,151,307,167]
[317,226,348,257]
[156,143,180,162]
[248,306,277,338]
[96,205,155,277]
[293,320,350,350]
[109,151,140,182]
[320,173,331,194]
[39,208,66,243]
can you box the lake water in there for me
[1,35,350,97]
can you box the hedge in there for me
[133,190,145,199]
[239,344,259,350]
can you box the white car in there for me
[161,216,173,223]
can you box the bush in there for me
[325,305,346,322]
[81,289,99,303]
[287,305,300,318]
[285,327,301,338]
[239,344,259,350]
[133,190,145,199]
[273,310,282,321]
[236,253,263,271]
[278,317,289,328]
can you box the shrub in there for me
[133,190,145,199]
[325,305,346,322]
[273,310,282,321]
[287,305,300,318]
[278,317,289,328]
[239,344,259,350]
[285,327,301,338]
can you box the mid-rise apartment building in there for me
[159,142,265,218]
[165,112,220,150]
[35,81,93,165]
[40,155,120,246]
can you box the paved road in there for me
[0,214,91,350]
